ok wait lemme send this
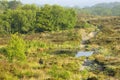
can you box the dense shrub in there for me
[6,33,26,61]
[0,2,77,33]
[36,5,76,31]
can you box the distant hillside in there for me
[77,2,120,16]
[92,2,120,8]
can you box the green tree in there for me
[21,4,38,11]
[0,0,8,11]
[36,5,76,32]
[0,3,77,33]
[112,5,120,16]
[9,10,36,33]
[8,0,22,9]
[0,11,11,34]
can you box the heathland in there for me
[0,1,120,80]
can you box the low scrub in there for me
[6,33,26,62]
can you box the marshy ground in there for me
[0,16,120,80]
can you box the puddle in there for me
[75,51,94,57]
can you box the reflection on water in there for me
[75,51,94,57]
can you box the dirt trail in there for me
[80,29,98,49]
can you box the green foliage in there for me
[76,2,120,16]
[76,19,94,28]
[1,9,36,33]
[21,4,38,11]
[0,0,8,11]
[0,12,11,34]
[8,0,22,9]
[83,22,91,28]
[36,5,76,31]
[28,40,46,48]
[80,69,89,79]
[49,65,71,79]
[6,33,26,61]
[111,5,120,16]
[0,1,77,33]
[0,0,22,11]
[26,40,47,54]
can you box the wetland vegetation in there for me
[0,0,120,80]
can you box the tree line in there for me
[75,2,120,16]
[0,0,76,34]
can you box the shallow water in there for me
[75,51,94,57]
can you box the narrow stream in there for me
[75,30,104,71]
[75,51,104,71]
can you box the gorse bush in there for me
[6,33,26,61]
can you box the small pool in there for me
[75,51,94,57]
